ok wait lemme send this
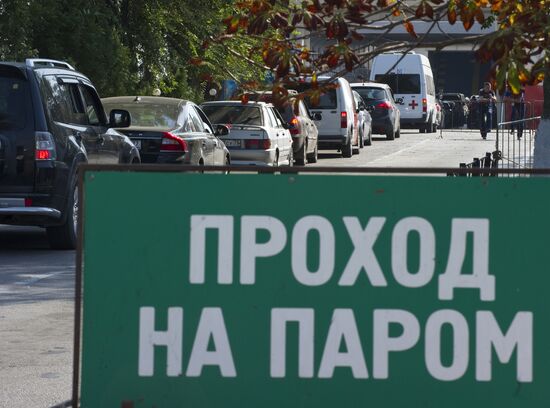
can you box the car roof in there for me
[0,60,88,79]
[244,90,298,96]
[350,82,389,89]
[0,62,26,69]
[201,100,272,107]
[101,96,189,106]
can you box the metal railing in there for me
[440,100,543,132]
[495,116,541,174]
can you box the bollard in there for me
[483,152,492,176]
[472,158,480,177]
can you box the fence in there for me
[439,100,542,132]
[495,116,541,173]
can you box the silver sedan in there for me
[102,96,231,166]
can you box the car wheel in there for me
[386,128,395,140]
[351,128,359,155]
[365,128,372,146]
[224,155,231,174]
[287,148,294,166]
[47,178,78,250]
[359,127,364,148]
[295,141,306,166]
[342,136,353,158]
[307,143,318,163]
[427,117,434,133]
[274,151,279,167]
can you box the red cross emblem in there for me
[409,100,418,109]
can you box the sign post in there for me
[77,168,549,407]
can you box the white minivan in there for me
[297,76,360,158]
[370,52,437,133]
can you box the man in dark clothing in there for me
[504,87,526,139]
[478,82,496,139]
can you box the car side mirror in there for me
[282,122,290,130]
[215,124,230,136]
[312,113,322,121]
[109,109,131,128]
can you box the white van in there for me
[369,52,437,133]
[297,77,359,158]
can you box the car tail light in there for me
[422,98,427,113]
[289,117,300,135]
[35,132,57,161]
[24,198,33,207]
[245,139,271,149]
[376,101,392,110]
[340,111,347,128]
[161,132,187,152]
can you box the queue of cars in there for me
[0,56,429,249]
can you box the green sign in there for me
[80,170,549,407]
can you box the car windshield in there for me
[374,74,421,94]
[201,105,263,126]
[0,75,31,130]
[103,102,180,128]
[354,87,386,101]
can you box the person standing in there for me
[503,86,526,139]
[512,89,526,139]
[478,82,496,139]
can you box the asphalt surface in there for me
[0,226,74,407]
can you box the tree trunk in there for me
[533,61,550,168]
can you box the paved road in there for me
[311,128,496,168]
[0,129,496,407]
[0,226,74,407]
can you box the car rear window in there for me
[277,105,295,122]
[103,103,179,128]
[353,87,386,101]
[374,74,421,94]
[201,105,263,126]
[293,83,338,110]
[0,74,31,130]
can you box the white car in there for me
[352,90,373,147]
[296,76,360,158]
[201,101,293,166]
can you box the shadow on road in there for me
[318,152,344,160]
[0,225,50,250]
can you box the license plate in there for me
[133,140,142,150]
[224,139,241,148]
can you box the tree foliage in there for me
[0,0,265,100]
[213,0,549,105]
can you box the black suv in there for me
[0,59,138,249]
